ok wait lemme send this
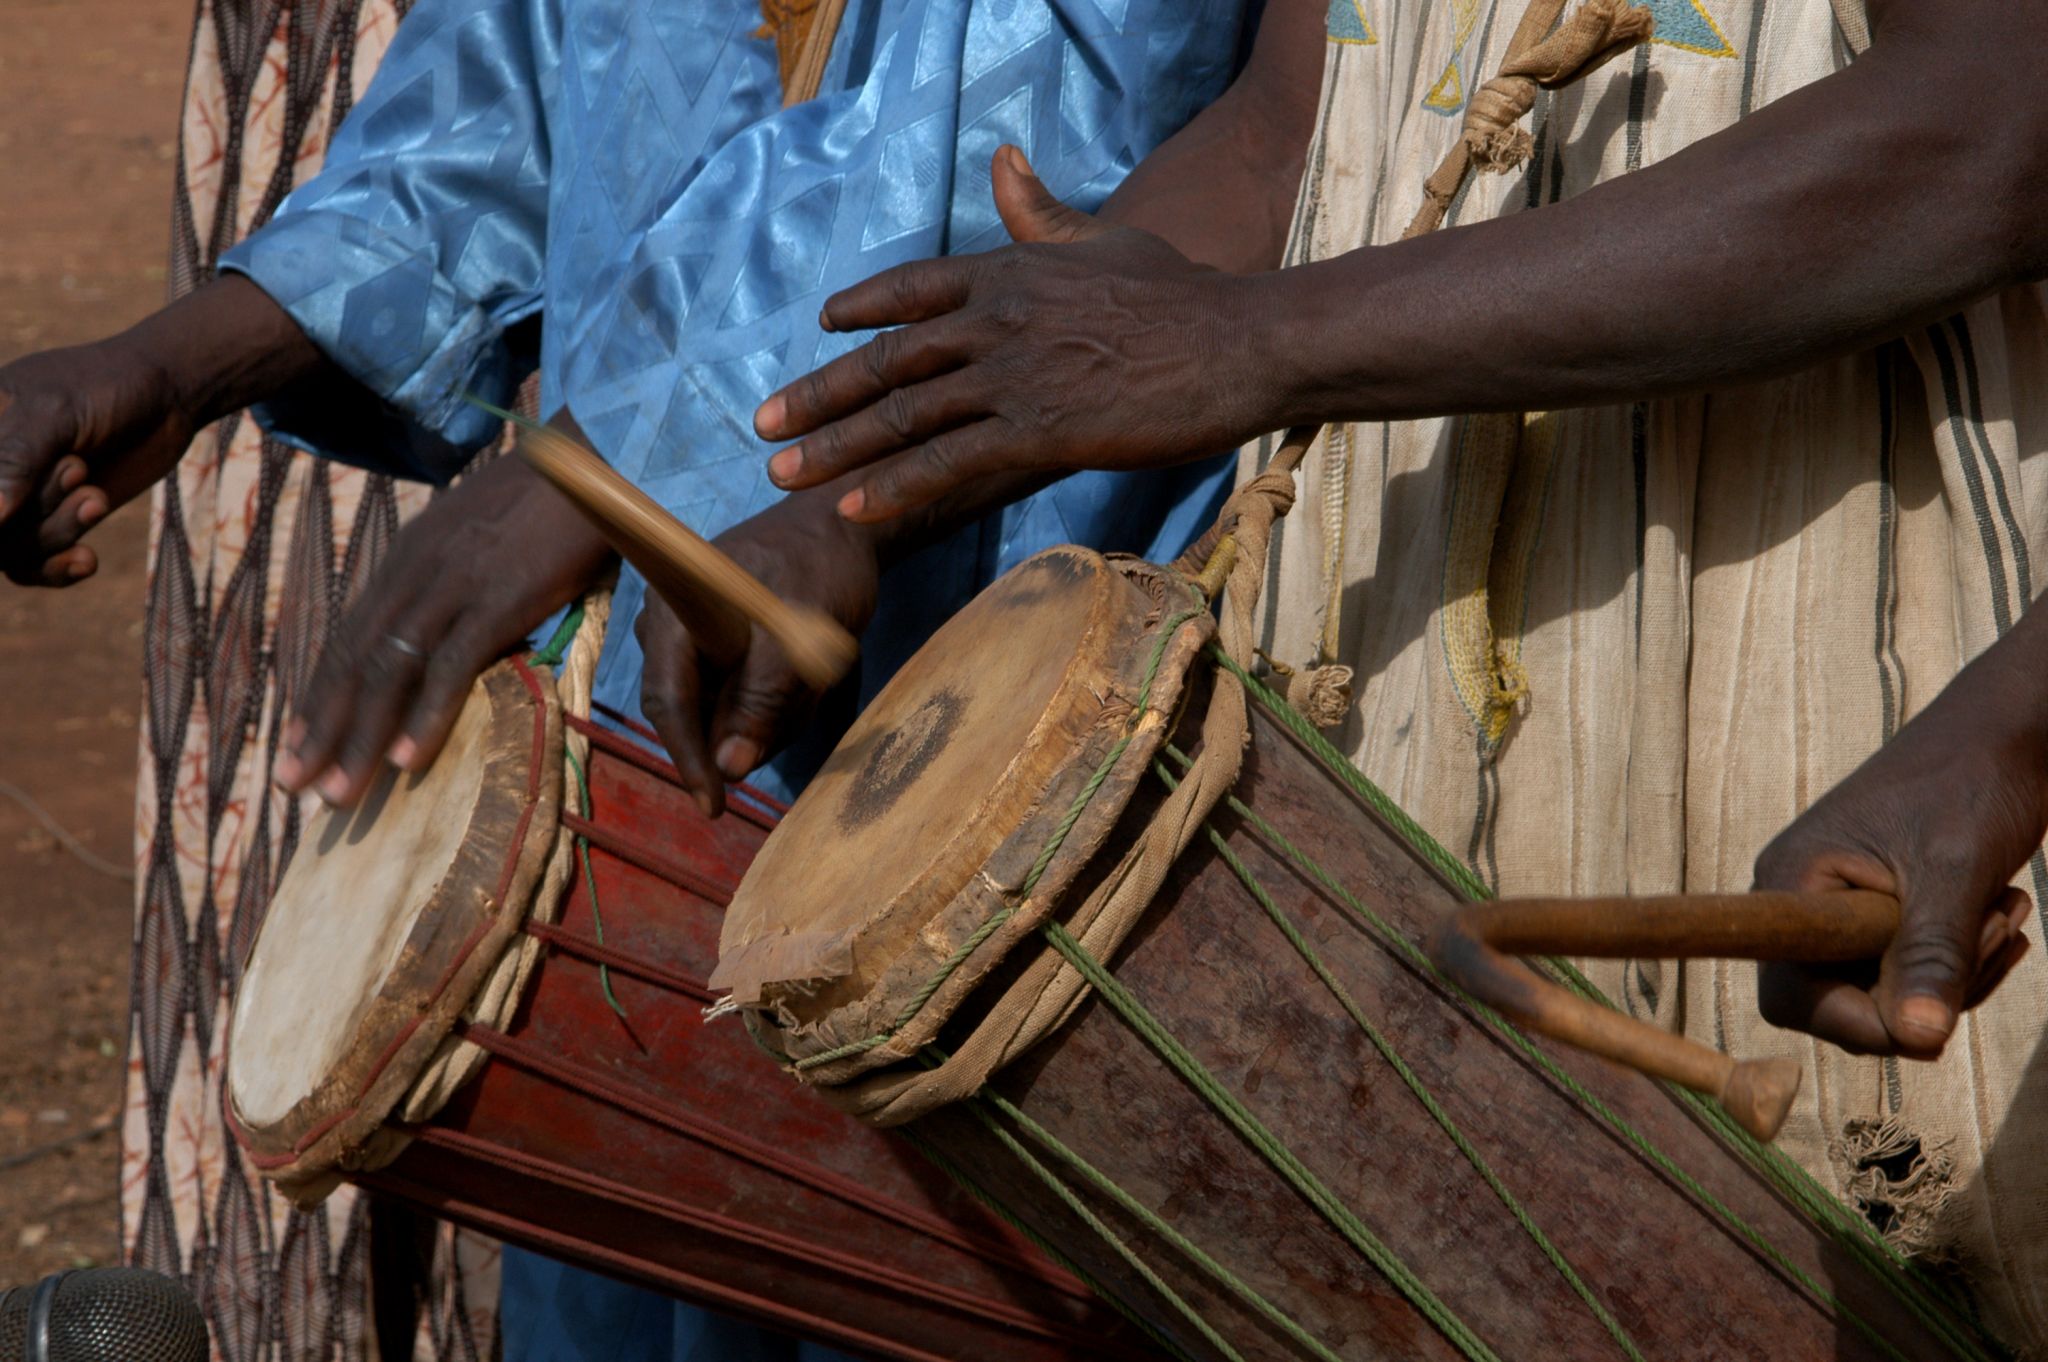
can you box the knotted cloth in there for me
[1403,0,1653,239]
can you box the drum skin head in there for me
[227,659,561,1188]
[716,547,1211,1044]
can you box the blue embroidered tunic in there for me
[219,0,1256,1355]
[223,0,1255,795]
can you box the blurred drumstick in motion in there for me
[1430,890,1903,1141]
[470,399,859,689]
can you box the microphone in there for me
[0,1268,208,1362]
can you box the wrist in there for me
[1225,266,1337,438]
[1978,605,2048,765]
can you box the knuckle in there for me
[888,268,926,313]
[1914,829,1979,882]
[876,387,920,444]
[795,370,834,422]
[639,671,677,713]
[422,650,476,698]
[866,328,899,373]
[1894,931,1971,982]
[986,293,1032,331]
[918,437,963,482]
[806,421,847,470]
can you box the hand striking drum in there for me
[708,437,1998,1360]
[229,412,1989,1360]
[225,600,1141,1361]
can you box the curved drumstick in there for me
[494,409,860,690]
[1428,891,1899,1142]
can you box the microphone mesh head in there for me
[0,1268,208,1362]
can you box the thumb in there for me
[992,145,1104,246]
[1879,878,1988,1056]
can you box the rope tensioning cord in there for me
[760,572,1563,1361]
[758,633,1997,1362]
[529,605,630,1022]
[1147,754,1644,1361]
[1196,657,2001,1362]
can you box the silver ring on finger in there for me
[384,633,428,661]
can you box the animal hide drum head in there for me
[715,547,1209,1054]
[227,660,561,1185]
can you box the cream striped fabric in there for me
[1249,1,2048,1351]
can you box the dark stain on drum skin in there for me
[838,689,965,832]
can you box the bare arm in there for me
[1264,0,2047,424]
[759,0,2048,520]
[1093,0,1325,271]
[0,276,329,582]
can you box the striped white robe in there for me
[1251,0,2048,1350]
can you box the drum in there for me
[714,544,2005,1362]
[226,646,1145,1362]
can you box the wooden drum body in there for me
[717,548,1998,1362]
[227,658,1139,1362]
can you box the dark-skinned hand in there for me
[276,448,615,804]
[0,338,196,586]
[637,489,877,817]
[0,277,326,586]
[1754,626,2048,1059]
[754,146,1268,524]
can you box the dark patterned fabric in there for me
[126,1,501,1356]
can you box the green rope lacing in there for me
[1149,756,1646,1362]
[527,603,585,670]
[893,1122,1203,1362]
[528,604,629,1023]
[752,612,2001,1360]
[790,605,1208,1073]
[1039,918,1502,1362]
[960,1071,1352,1362]
[562,745,627,1022]
[748,1019,1205,1362]
[1189,657,2003,1362]
[952,1091,1247,1362]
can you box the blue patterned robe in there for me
[221,0,1256,1354]
[224,0,1254,766]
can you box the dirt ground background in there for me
[0,0,189,1284]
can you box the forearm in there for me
[1246,6,2048,426]
[1096,0,1324,273]
[120,276,329,431]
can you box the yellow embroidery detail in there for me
[1644,0,1736,58]
[1440,411,1558,752]
[1423,60,1466,110]
[1326,0,1378,45]
[1421,0,1481,112]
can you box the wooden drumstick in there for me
[1428,891,1901,1142]
[489,407,860,690]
